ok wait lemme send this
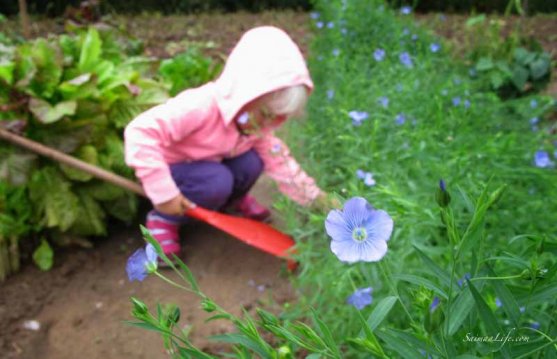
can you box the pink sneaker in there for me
[232,195,271,222]
[146,212,181,261]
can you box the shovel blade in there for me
[186,207,296,260]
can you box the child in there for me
[124,26,332,257]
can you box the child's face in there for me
[236,103,286,135]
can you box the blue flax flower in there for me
[452,97,461,106]
[530,322,541,330]
[430,43,441,53]
[346,287,373,310]
[530,99,538,108]
[126,243,158,282]
[495,297,502,308]
[325,197,394,263]
[457,273,471,287]
[464,99,471,109]
[327,89,335,100]
[378,96,389,108]
[364,172,376,186]
[349,111,369,126]
[332,48,340,57]
[316,21,324,29]
[530,117,539,126]
[310,12,320,20]
[374,49,386,62]
[534,151,553,168]
[399,52,413,68]
[327,21,334,29]
[395,113,406,125]
[430,297,440,313]
[356,169,366,179]
[400,6,412,15]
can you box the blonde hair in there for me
[262,85,308,118]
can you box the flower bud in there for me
[131,297,148,316]
[435,179,451,207]
[201,298,217,313]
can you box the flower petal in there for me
[145,243,158,265]
[365,209,394,242]
[343,197,374,229]
[331,239,361,263]
[359,239,388,262]
[126,248,148,282]
[325,209,352,241]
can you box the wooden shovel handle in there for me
[0,128,195,209]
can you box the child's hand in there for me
[312,193,341,212]
[154,194,195,216]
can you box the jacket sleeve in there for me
[252,132,323,206]
[124,94,205,205]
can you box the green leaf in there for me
[32,239,54,271]
[376,328,424,358]
[311,309,341,358]
[0,61,15,84]
[29,167,79,231]
[414,246,452,288]
[465,14,486,27]
[513,47,535,66]
[475,57,494,72]
[29,98,77,124]
[78,27,102,72]
[86,181,125,201]
[15,39,63,98]
[0,151,37,186]
[486,265,521,327]
[59,145,98,182]
[529,56,550,80]
[511,65,529,91]
[447,280,485,335]
[489,71,505,89]
[58,73,99,100]
[109,99,143,128]
[467,281,512,357]
[102,193,137,223]
[68,189,106,236]
[209,333,273,359]
[365,296,398,331]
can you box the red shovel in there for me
[0,128,297,269]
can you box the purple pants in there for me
[153,149,264,222]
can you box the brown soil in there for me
[1,10,556,359]
[1,179,297,359]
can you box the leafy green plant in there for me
[158,47,222,96]
[464,15,552,98]
[0,25,170,271]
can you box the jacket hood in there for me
[213,26,314,125]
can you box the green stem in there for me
[379,260,416,327]
[153,271,195,293]
[470,274,522,281]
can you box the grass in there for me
[275,0,557,357]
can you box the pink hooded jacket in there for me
[124,26,323,206]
